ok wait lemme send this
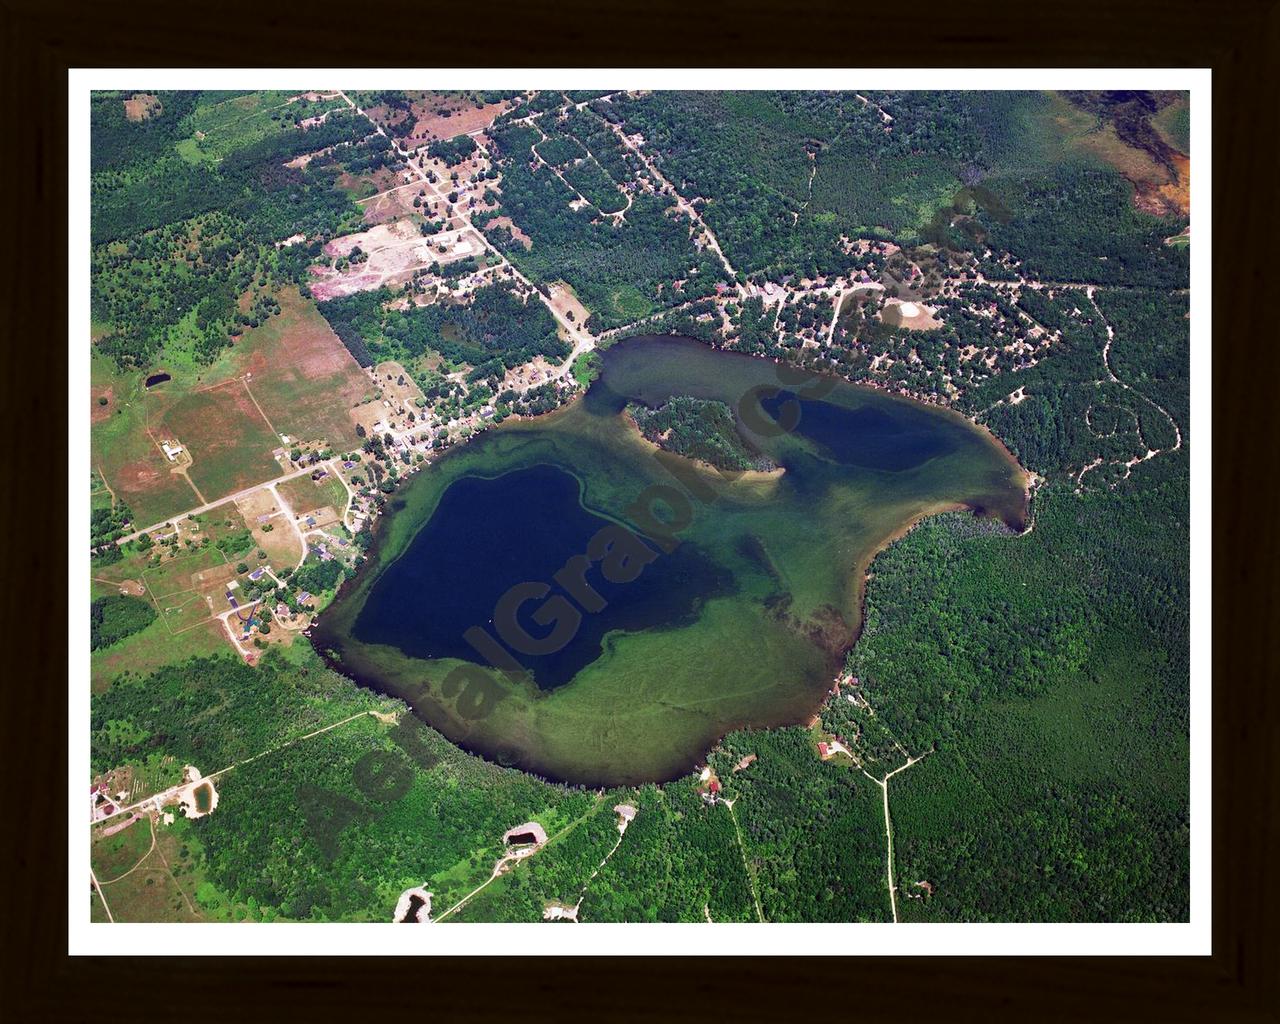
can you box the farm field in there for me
[277,473,348,519]
[92,355,202,525]
[158,382,283,501]
[205,288,370,449]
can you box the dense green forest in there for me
[837,468,1189,920]
[479,120,727,328]
[629,396,775,472]
[90,595,157,651]
[318,282,569,382]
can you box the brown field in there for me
[337,165,404,201]
[142,547,228,600]
[159,383,282,500]
[233,487,282,524]
[359,183,430,225]
[92,387,115,424]
[367,92,511,149]
[123,93,162,122]
[206,289,370,450]
[235,487,305,565]
[548,281,590,326]
[190,561,239,591]
[256,517,304,566]
[486,215,533,250]
[350,362,425,436]
[373,360,427,406]
[278,475,346,520]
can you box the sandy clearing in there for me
[123,93,162,122]
[484,215,532,250]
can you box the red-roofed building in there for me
[708,779,720,794]
[818,742,829,757]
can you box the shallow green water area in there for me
[314,336,1027,785]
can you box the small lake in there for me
[145,372,172,389]
[313,335,1027,785]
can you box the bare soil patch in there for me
[312,219,484,300]
[548,281,590,328]
[486,215,533,250]
[880,298,943,331]
[123,94,162,122]
[387,93,512,150]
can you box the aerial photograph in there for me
[85,85,1192,928]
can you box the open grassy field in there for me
[178,90,346,165]
[141,546,228,599]
[92,816,210,922]
[1152,97,1191,154]
[207,289,370,448]
[277,473,348,518]
[92,352,202,525]
[92,615,227,693]
[159,381,282,500]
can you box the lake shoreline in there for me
[310,335,1031,786]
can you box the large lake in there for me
[312,336,1027,785]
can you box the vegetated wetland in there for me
[314,336,1029,785]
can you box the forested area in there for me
[709,728,890,921]
[90,595,157,651]
[604,91,1024,280]
[973,168,1188,287]
[319,282,568,382]
[480,120,727,328]
[91,91,370,371]
[578,781,757,922]
[426,135,477,166]
[629,396,775,472]
[90,502,134,548]
[840,465,1190,920]
[964,288,1187,482]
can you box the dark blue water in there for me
[758,389,954,470]
[352,464,733,690]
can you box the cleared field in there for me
[159,382,282,500]
[310,219,484,300]
[92,356,201,526]
[180,90,345,165]
[221,290,371,449]
[278,474,348,518]
[234,487,304,566]
[364,92,511,149]
[93,819,207,922]
[142,546,228,600]
[157,589,219,632]
[93,614,228,692]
